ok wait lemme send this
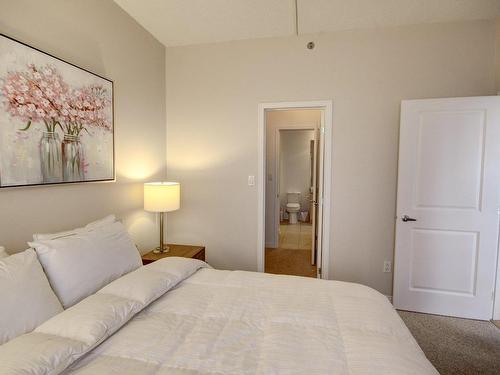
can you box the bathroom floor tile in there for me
[300,223,312,233]
[286,224,300,233]
[278,222,313,250]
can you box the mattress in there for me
[0,257,438,374]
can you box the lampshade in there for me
[144,182,180,213]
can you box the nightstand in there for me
[141,244,205,265]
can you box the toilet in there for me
[286,192,301,224]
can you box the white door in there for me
[315,111,325,278]
[310,129,319,265]
[394,96,500,320]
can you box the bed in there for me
[0,257,438,374]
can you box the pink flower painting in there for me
[63,85,112,136]
[2,64,70,131]
[0,34,114,187]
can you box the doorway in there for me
[267,127,317,277]
[257,101,333,279]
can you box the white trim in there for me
[493,211,500,320]
[273,128,281,248]
[257,100,333,279]
[257,104,265,271]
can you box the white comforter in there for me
[0,258,438,375]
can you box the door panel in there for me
[415,111,485,209]
[410,229,478,295]
[394,97,500,320]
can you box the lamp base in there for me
[153,245,170,254]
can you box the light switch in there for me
[248,175,255,186]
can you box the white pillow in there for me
[33,215,116,241]
[0,249,63,345]
[85,214,116,230]
[30,221,141,308]
[33,228,85,241]
[0,246,8,259]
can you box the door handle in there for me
[401,215,417,222]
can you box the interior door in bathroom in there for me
[310,129,320,265]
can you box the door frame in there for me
[257,100,333,279]
[268,125,318,250]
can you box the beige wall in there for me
[265,109,320,247]
[496,16,500,92]
[166,19,496,295]
[0,0,166,253]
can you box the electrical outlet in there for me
[383,261,392,273]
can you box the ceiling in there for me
[114,0,500,47]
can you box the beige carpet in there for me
[398,310,500,375]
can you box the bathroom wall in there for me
[0,0,166,253]
[264,110,321,247]
[279,130,315,212]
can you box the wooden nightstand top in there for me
[141,244,205,265]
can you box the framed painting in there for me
[0,33,114,188]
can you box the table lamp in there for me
[144,182,180,253]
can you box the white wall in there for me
[265,109,320,247]
[279,130,314,211]
[165,19,496,295]
[0,0,166,253]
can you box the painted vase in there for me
[62,134,84,182]
[40,131,62,183]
